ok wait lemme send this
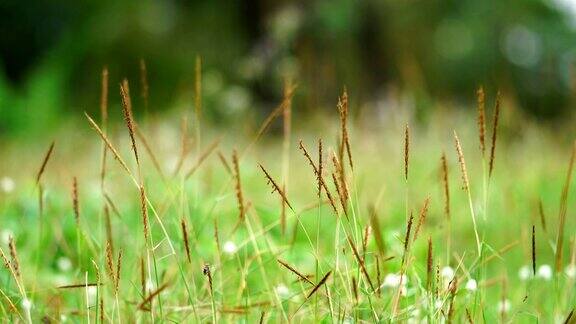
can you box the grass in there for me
[0,77,575,323]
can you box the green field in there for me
[0,85,575,323]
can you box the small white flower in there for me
[434,299,444,309]
[21,298,32,311]
[0,229,13,245]
[275,284,290,298]
[60,314,68,322]
[518,265,532,281]
[146,279,155,293]
[223,241,237,255]
[57,257,72,272]
[565,264,576,278]
[87,286,98,303]
[497,299,511,313]
[0,177,15,193]
[537,264,552,280]
[441,266,455,281]
[382,273,408,288]
[465,279,477,292]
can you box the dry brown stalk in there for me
[447,276,458,323]
[337,89,353,170]
[115,249,123,295]
[100,67,109,122]
[85,113,132,175]
[538,199,547,233]
[318,139,323,197]
[555,141,576,272]
[332,173,349,219]
[134,126,166,181]
[441,152,450,220]
[277,259,314,285]
[140,257,146,298]
[253,88,295,143]
[466,308,474,324]
[58,283,100,289]
[346,234,376,293]
[214,219,221,256]
[140,186,150,243]
[105,241,114,284]
[369,205,385,256]
[404,124,409,181]
[427,237,433,291]
[489,91,501,178]
[72,177,80,225]
[104,205,114,254]
[563,309,574,324]
[35,141,55,185]
[184,138,220,179]
[375,255,382,296]
[181,218,191,263]
[362,225,371,260]
[120,79,140,167]
[232,150,245,220]
[413,196,431,242]
[454,132,470,192]
[138,282,170,310]
[8,237,20,278]
[351,276,358,303]
[332,153,349,204]
[532,225,536,276]
[217,151,232,175]
[401,212,414,266]
[259,163,294,211]
[477,86,486,156]
[298,140,337,214]
[306,270,332,299]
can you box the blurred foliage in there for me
[1,0,576,137]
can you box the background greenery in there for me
[2,0,576,138]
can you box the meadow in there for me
[0,72,575,323]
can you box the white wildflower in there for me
[497,299,511,313]
[1,229,13,245]
[441,266,455,281]
[146,279,155,293]
[21,298,32,311]
[57,257,72,272]
[275,284,290,298]
[465,279,478,292]
[518,265,532,281]
[434,299,444,309]
[87,286,97,303]
[565,264,576,278]
[0,177,15,193]
[382,273,408,288]
[223,241,238,255]
[537,264,552,280]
